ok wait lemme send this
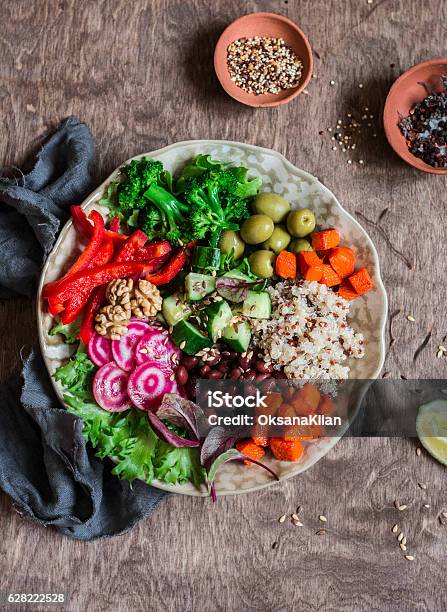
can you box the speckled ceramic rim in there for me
[214,12,313,108]
[37,140,388,497]
[383,58,447,175]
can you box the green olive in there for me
[252,192,291,223]
[261,225,291,254]
[219,230,245,260]
[248,250,276,278]
[289,238,314,254]
[286,208,316,238]
[240,214,274,245]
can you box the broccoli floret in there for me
[117,158,164,211]
[182,168,253,247]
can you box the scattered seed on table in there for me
[398,532,404,542]
[319,515,327,523]
[291,513,300,521]
[392,524,399,533]
[405,555,414,561]
[398,504,408,511]
[272,541,278,550]
[442,511,447,518]
[407,315,416,322]
[416,447,422,456]
[330,80,335,86]
[316,529,326,535]
[402,536,407,546]
[423,504,430,509]
[296,506,302,514]
[418,482,427,490]
[359,159,364,164]
[400,543,407,551]
[278,514,286,523]
[293,520,304,527]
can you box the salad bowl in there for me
[38,140,387,496]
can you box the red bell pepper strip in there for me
[79,285,107,345]
[131,240,172,262]
[144,248,189,286]
[48,293,65,316]
[114,230,148,262]
[109,216,120,232]
[43,211,105,299]
[70,205,127,243]
[51,261,149,305]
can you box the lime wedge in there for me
[416,399,447,466]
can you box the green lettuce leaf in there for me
[49,319,81,344]
[54,350,95,401]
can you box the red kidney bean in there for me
[181,355,198,370]
[200,365,211,377]
[206,356,221,366]
[255,360,272,374]
[218,361,229,374]
[207,370,223,380]
[229,367,242,379]
[244,371,257,380]
[239,356,252,370]
[256,372,270,382]
[175,365,189,386]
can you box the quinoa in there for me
[251,280,365,383]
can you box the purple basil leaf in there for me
[200,426,236,467]
[147,411,200,448]
[156,393,203,441]
[207,448,279,496]
[215,276,263,303]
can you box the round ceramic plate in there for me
[37,140,388,496]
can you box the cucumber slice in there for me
[185,272,216,301]
[171,320,212,355]
[242,291,271,319]
[223,320,251,353]
[192,246,221,272]
[206,300,233,342]
[162,294,192,327]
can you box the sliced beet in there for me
[93,361,131,412]
[127,360,177,412]
[87,332,113,367]
[111,318,151,371]
[135,329,181,370]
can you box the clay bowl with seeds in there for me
[37,139,387,497]
[214,12,313,108]
[383,58,447,174]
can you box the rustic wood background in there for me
[1,0,446,610]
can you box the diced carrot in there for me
[297,250,322,271]
[320,264,342,287]
[347,267,373,295]
[297,251,324,281]
[304,264,324,281]
[258,392,283,417]
[252,434,269,447]
[292,383,321,415]
[338,280,359,301]
[236,440,266,465]
[318,395,336,416]
[328,247,355,278]
[270,438,304,462]
[311,229,340,251]
[275,250,296,279]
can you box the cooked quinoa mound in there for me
[252,280,365,381]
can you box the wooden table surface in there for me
[1,1,446,610]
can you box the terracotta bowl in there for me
[383,58,447,174]
[214,12,313,108]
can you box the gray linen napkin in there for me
[0,117,165,540]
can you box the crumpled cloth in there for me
[0,117,165,540]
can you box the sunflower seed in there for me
[418,483,427,490]
[400,543,407,551]
[291,513,300,521]
[442,511,447,519]
[416,447,422,456]
[278,514,286,523]
[407,315,415,322]
[319,515,327,522]
[293,520,304,527]
[423,504,430,509]
[398,532,404,542]
[296,506,302,514]
[405,555,414,561]
[392,524,399,533]
[316,529,326,535]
